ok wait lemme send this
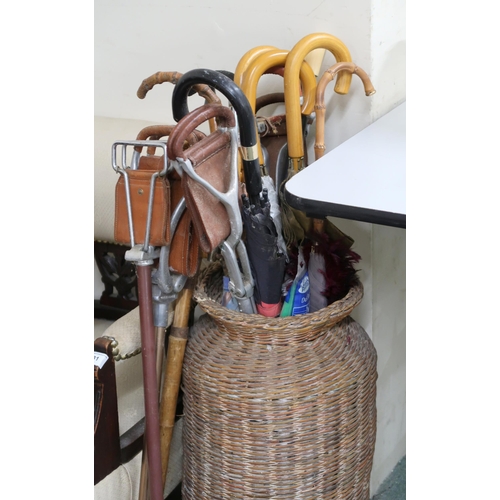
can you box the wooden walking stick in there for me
[112,139,173,500]
[159,277,196,487]
[314,61,375,161]
[130,123,203,500]
[136,264,164,500]
[137,71,220,134]
[284,32,353,173]
[138,323,170,500]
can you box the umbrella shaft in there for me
[137,264,163,500]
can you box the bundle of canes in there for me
[134,72,220,500]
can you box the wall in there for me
[95,0,406,494]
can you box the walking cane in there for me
[138,201,190,500]
[129,126,203,500]
[137,70,220,134]
[284,32,353,173]
[159,278,195,487]
[112,140,173,500]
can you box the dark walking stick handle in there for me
[171,69,262,205]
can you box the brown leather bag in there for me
[167,104,236,254]
[114,125,205,277]
[114,155,171,247]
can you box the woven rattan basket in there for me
[181,261,377,499]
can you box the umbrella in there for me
[236,50,317,240]
[283,32,354,173]
[234,47,317,156]
[240,190,286,317]
[233,48,318,315]
[234,47,319,247]
[276,33,354,248]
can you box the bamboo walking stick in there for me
[137,71,220,134]
[314,62,375,161]
[159,278,195,488]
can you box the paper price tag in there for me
[94,351,109,369]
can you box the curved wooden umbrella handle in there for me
[239,49,316,116]
[314,62,375,161]
[284,33,353,171]
[234,45,278,87]
[137,71,220,105]
[137,71,221,134]
[236,49,317,172]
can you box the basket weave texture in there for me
[182,262,378,499]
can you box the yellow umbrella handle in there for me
[237,49,317,171]
[240,49,316,115]
[314,62,375,161]
[234,45,278,87]
[234,46,278,178]
[284,33,353,170]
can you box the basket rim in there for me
[194,260,363,333]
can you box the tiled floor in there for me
[371,456,406,500]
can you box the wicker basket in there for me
[181,262,377,499]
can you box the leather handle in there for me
[167,104,234,161]
[172,69,255,146]
[133,124,206,156]
[171,68,261,204]
[255,92,285,113]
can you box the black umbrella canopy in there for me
[241,191,286,317]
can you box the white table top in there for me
[285,101,406,228]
